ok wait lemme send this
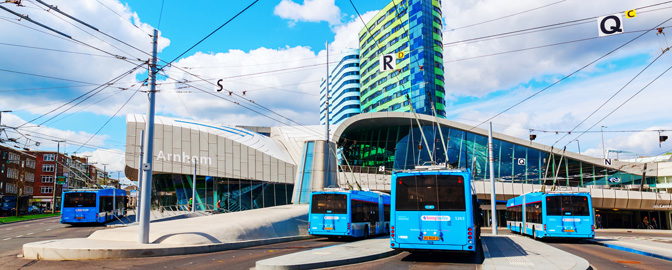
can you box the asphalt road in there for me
[332,239,484,270]
[0,216,107,269]
[548,241,672,269]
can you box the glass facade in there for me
[151,174,293,212]
[358,0,445,117]
[338,124,656,188]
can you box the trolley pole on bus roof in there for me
[488,122,498,235]
[138,29,158,244]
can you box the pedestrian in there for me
[188,197,193,211]
[596,213,603,229]
[643,216,649,229]
[652,217,658,229]
[217,199,221,209]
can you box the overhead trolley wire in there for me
[551,51,668,147]
[468,14,672,131]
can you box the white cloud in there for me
[329,11,378,54]
[0,0,169,118]
[441,0,668,98]
[274,0,342,25]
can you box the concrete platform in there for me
[255,234,589,270]
[482,235,589,270]
[255,237,397,270]
[23,204,309,260]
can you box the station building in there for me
[125,112,672,229]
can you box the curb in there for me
[480,237,495,270]
[24,235,315,260]
[586,239,672,262]
[255,244,401,270]
[0,214,60,225]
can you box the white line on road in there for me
[45,228,52,231]
[16,235,23,238]
[24,225,30,227]
[27,232,34,235]
[2,238,11,241]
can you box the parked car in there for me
[28,205,43,214]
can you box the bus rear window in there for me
[546,196,589,216]
[395,175,466,211]
[63,193,96,208]
[311,194,347,214]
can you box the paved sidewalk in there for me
[481,235,589,270]
[255,237,397,270]
[588,236,672,261]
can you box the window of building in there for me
[42,164,55,172]
[42,175,54,183]
[44,154,55,161]
[41,186,53,194]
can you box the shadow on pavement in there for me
[398,240,484,265]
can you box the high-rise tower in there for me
[319,49,361,125]
[358,0,445,117]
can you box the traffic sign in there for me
[598,14,624,37]
[378,166,385,172]
[379,53,397,72]
[57,176,66,179]
[56,181,65,185]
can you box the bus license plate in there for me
[75,217,84,219]
[565,229,574,232]
[423,236,440,241]
[325,227,333,230]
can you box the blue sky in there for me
[1,0,671,184]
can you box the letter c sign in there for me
[597,14,624,37]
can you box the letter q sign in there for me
[597,14,624,37]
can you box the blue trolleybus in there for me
[309,189,391,239]
[60,188,127,224]
[390,169,481,253]
[506,192,594,239]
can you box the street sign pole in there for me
[192,160,197,212]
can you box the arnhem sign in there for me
[155,150,213,166]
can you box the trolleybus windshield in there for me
[311,194,347,214]
[395,175,466,211]
[546,196,590,216]
[63,193,96,208]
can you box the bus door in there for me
[395,174,468,247]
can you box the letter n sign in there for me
[380,53,397,72]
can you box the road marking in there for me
[45,229,52,231]
[6,228,12,230]
[615,261,641,264]
[27,232,34,235]
[16,235,23,238]
[2,238,10,241]
[24,225,30,227]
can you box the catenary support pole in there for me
[52,140,63,212]
[324,41,330,188]
[136,130,144,223]
[488,122,497,235]
[138,29,158,244]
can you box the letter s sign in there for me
[597,14,624,37]
[215,79,224,92]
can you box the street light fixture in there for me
[570,139,581,155]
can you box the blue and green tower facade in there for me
[358,0,445,117]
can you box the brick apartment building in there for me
[0,145,36,201]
